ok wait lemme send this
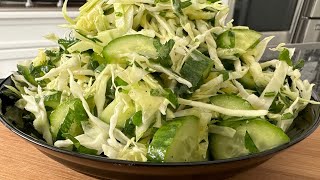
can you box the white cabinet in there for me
[0,10,78,78]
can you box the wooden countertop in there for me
[0,123,319,180]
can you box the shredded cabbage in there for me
[22,86,53,145]
[7,0,318,162]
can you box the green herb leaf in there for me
[153,39,175,67]
[115,77,128,86]
[123,118,136,138]
[244,131,259,153]
[255,86,265,95]
[164,88,179,107]
[221,70,229,81]
[264,91,276,97]
[282,112,294,119]
[278,49,293,66]
[45,50,61,63]
[269,99,285,114]
[88,60,100,70]
[172,0,183,15]
[28,64,55,86]
[181,0,192,8]
[293,59,305,70]
[56,101,87,140]
[17,65,38,86]
[150,89,162,96]
[132,111,143,126]
[62,133,98,155]
[150,88,178,108]
[30,64,55,78]
[75,30,102,43]
[58,38,79,51]
[279,93,291,107]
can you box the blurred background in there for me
[0,0,319,89]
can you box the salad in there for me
[1,0,319,162]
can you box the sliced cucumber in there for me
[102,34,158,64]
[147,116,201,162]
[217,29,261,51]
[233,29,261,50]
[238,72,256,90]
[99,93,135,128]
[210,94,253,110]
[216,30,235,49]
[49,98,88,141]
[180,50,214,87]
[44,91,62,109]
[210,118,290,160]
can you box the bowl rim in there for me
[0,75,319,167]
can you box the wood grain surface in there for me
[0,123,319,180]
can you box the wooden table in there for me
[0,123,319,180]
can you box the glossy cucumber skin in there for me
[102,34,158,64]
[99,93,135,128]
[210,119,290,160]
[216,30,235,49]
[216,29,261,50]
[180,50,214,87]
[233,29,261,50]
[210,94,254,110]
[44,91,62,109]
[49,98,87,141]
[238,72,256,90]
[147,116,200,162]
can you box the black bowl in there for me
[0,76,319,180]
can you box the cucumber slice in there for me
[49,98,88,141]
[233,29,261,50]
[210,119,290,160]
[180,50,214,87]
[147,116,201,162]
[216,29,261,51]
[238,72,256,90]
[216,30,235,49]
[99,93,135,128]
[102,34,158,64]
[44,91,62,109]
[210,94,253,110]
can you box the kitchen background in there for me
[0,0,319,89]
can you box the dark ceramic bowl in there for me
[0,76,319,180]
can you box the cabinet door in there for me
[0,11,78,78]
[302,19,320,42]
